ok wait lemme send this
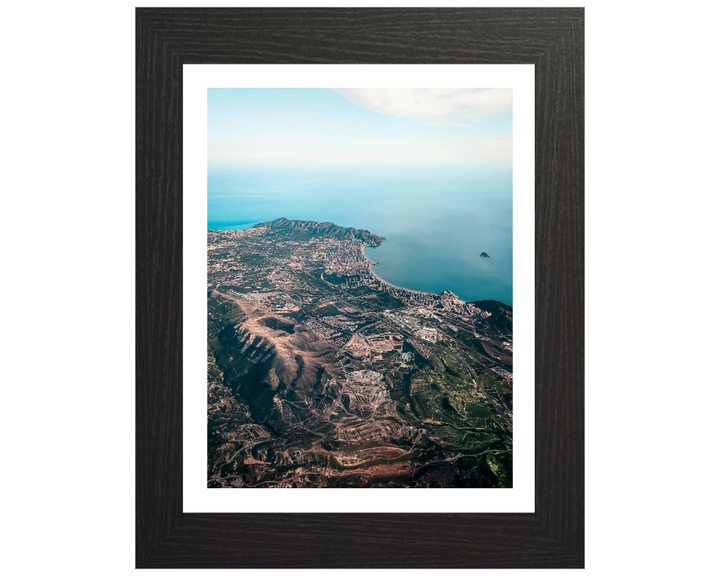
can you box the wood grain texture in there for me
[136,7,584,568]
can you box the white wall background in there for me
[1,1,718,574]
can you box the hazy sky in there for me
[208,88,512,163]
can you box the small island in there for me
[480,252,490,258]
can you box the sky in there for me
[208,88,512,164]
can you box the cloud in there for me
[329,88,512,122]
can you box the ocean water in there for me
[208,162,512,305]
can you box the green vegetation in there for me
[368,291,405,309]
[316,303,341,316]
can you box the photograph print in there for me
[206,88,514,488]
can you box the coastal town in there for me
[207,218,513,488]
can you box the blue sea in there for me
[208,162,512,306]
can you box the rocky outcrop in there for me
[209,294,343,424]
[471,299,513,334]
[255,217,385,246]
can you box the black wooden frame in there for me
[136,7,584,569]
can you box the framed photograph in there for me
[137,7,584,569]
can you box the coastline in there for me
[361,245,456,300]
[212,217,511,306]
[362,244,512,309]
[208,221,262,231]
